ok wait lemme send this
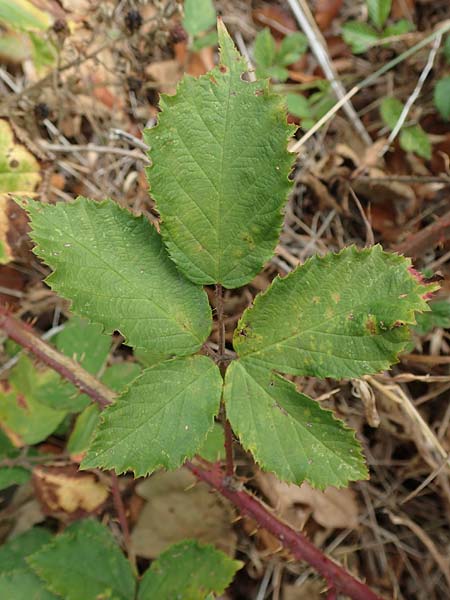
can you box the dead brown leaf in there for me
[32,465,109,519]
[145,60,182,95]
[257,472,360,530]
[314,0,344,31]
[131,468,236,558]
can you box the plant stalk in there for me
[0,310,384,599]
[110,471,136,572]
[215,284,235,476]
[0,307,114,408]
[185,461,384,600]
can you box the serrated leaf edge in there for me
[225,360,368,489]
[18,197,212,354]
[144,23,296,288]
[233,245,438,375]
[80,356,222,477]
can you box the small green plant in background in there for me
[380,96,432,159]
[342,0,414,54]
[183,0,218,51]
[2,20,438,598]
[285,80,335,130]
[253,27,308,82]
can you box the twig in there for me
[378,33,442,158]
[110,472,136,571]
[290,20,450,152]
[0,308,114,408]
[185,461,384,600]
[39,142,149,163]
[349,187,374,247]
[286,0,371,145]
[0,309,384,598]
[354,175,450,184]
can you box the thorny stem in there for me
[215,284,235,477]
[0,307,114,408]
[185,461,384,600]
[110,472,136,572]
[0,310,384,600]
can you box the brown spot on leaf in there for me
[16,393,28,410]
[365,315,377,335]
[219,65,228,73]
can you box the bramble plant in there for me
[8,20,438,599]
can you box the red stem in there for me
[215,284,234,475]
[0,310,384,600]
[185,461,384,600]
[0,307,114,408]
[223,418,234,477]
[110,472,136,571]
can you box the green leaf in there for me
[29,32,56,72]
[101,361,142,391]
[383,19,414,38]
[342,21,379,54]
[0,355,67,444]
[0,0,52,32]
[145,22,294,288]
[224,361,367,487]
[28,519,136,600]
[197,421,225,461]
[400,125,431,159]
[67,362,141,454]
[0,528,57,599]
[265,65,289,82]
[0,118,41,193]
[0,466,30,490]
[192,30,218,52]
[286,93,313,119]
[380,96,402,129]
[23,197,212,362]
[138,539,241,600]
[54,317,111,375]
[414,300,450,335]
[444,35,450,64]
[234,246,437,379]
[0,570,58,599]
[434,76,450,121]
[67,404,100,455]
[254,28,276,72]
[183,0,216,36]
[0,428,17,457]
[82,355,222,476]
[277,32,308,66]
[367,0,392,29]
[0,527,52,573]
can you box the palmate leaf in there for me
[82,355,222,477]
[145,21,294,288]
[23,197,211,363]
[138,540,241,600]
[27,520,136,600]
[224,361,367,488]
[234,246,437,379]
